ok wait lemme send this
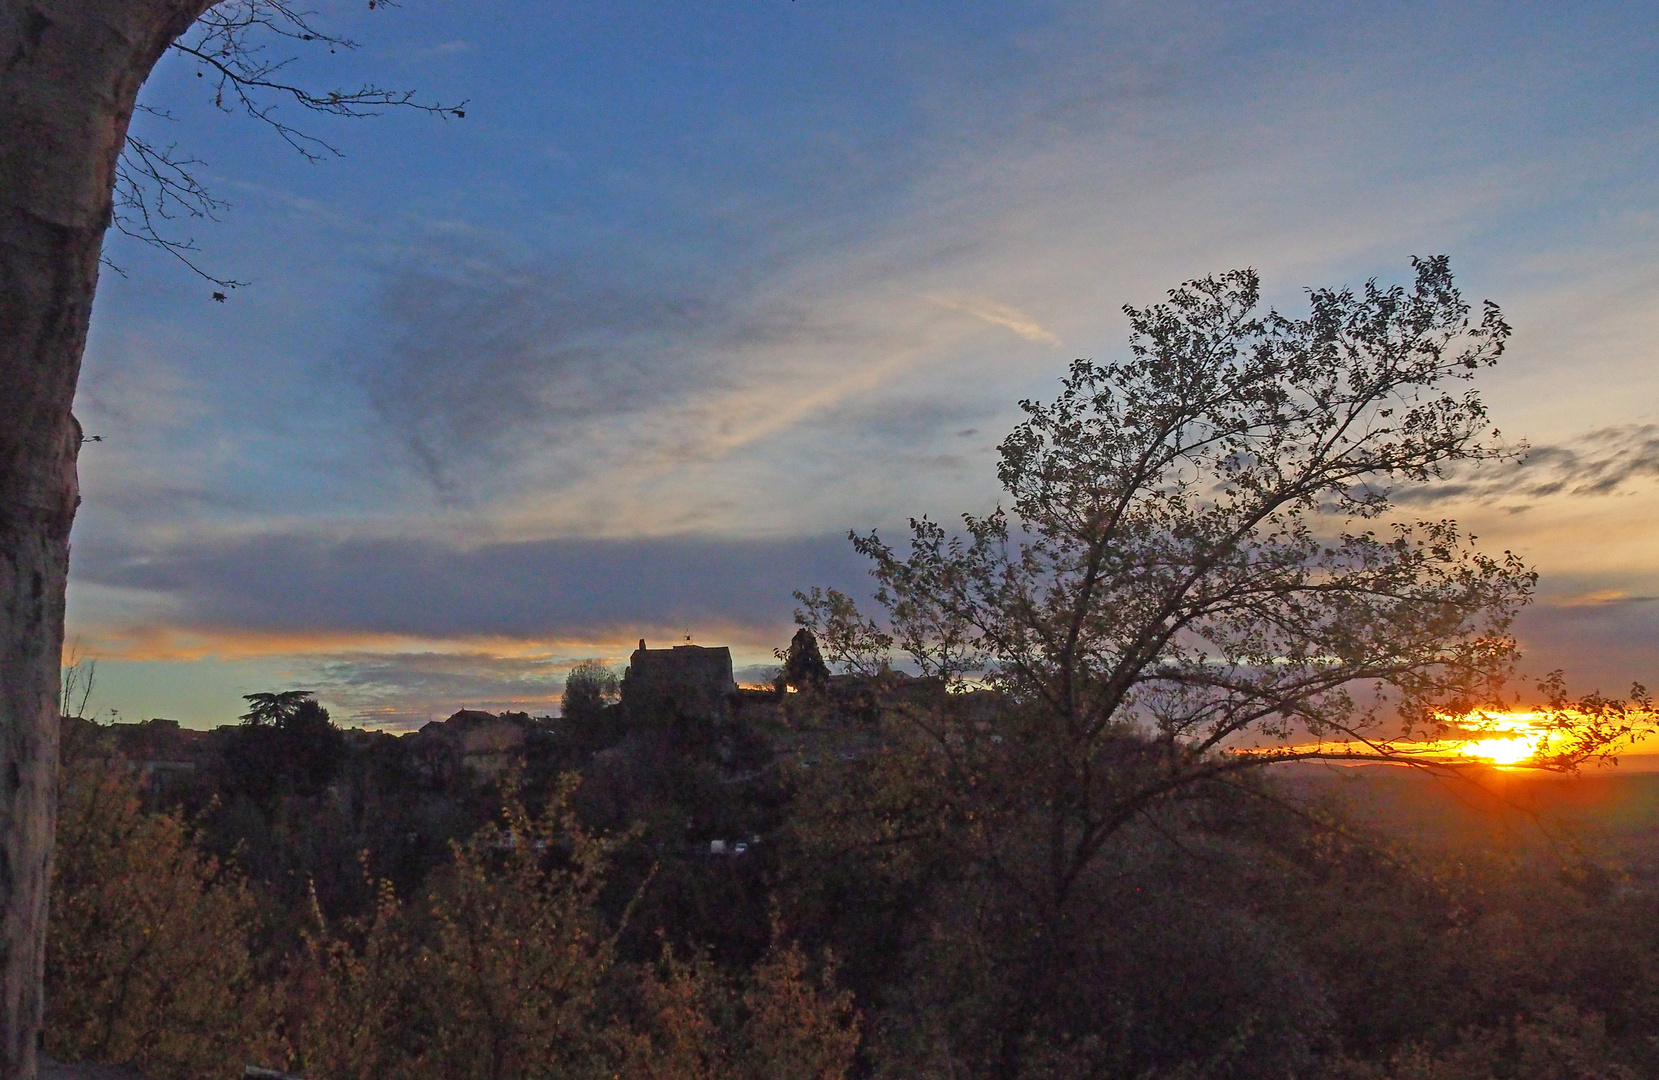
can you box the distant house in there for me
[416,709,538,778]
[621,640,738,724]
[75,717,206,800]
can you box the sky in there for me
[68,0,1659,730]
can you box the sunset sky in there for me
[70,1,1659,729]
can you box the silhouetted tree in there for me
[2,8,457,1068]
[222,691,345,808]
[795,259,1582,1078]
[779,629,830,694]
[240,690,320,727]
[562,661,621,722]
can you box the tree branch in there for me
[110,0,466,288]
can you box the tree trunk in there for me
[0,3,208,1076]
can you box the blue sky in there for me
[69,1,1659,727]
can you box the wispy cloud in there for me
[348,241,726,485]
[1397,425,1659,507]
[418,39,471,57]
[312,648,574,728]
[1545,588,1659,609]
[1509,426,1659,497]
[1514,586,1659,694]
[922,294,1062,346]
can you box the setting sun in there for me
[1442,711,1551,767]
[1455,734,1539,766]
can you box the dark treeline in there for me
[50,667,1659,1080]
[51,674,854,1080]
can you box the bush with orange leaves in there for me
[623,940,859,1080]
[46,761,272,1079]
[412,777,620,1080]
[284,777,618,1080]
[285,874,415,1080]
[288,777,860,1080]
[48,755,860,1080]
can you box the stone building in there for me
[415,709,537,778]
[620,640,737,724]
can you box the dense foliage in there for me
[51,703,1659,1080]
[49,740,857,1080]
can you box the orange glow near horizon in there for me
[61,622,787,665]
[1443,711,1551,767]
[1252,710,1613,770]
[1455,734,1539,766]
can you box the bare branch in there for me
[110,0,466,288]
[110,135,248,288]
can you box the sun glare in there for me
[1248,710,1569,768]
[1443,710,1552,767]
[1455,733,1538,766]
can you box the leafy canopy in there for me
[562,661,621,721]
[805,258,1537,763]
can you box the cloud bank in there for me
[75,532,869,644]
